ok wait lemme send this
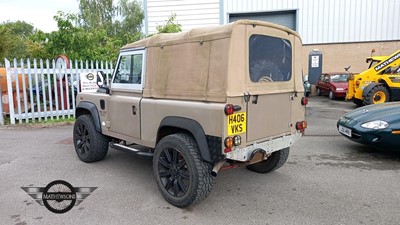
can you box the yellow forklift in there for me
[346,49,400,106]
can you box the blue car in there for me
[337,102,400,150]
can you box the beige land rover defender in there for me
[73,20,307,208]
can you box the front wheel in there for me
[153,133,214,208]
[329,90,335,100]
[73,114,110,163]
[316,88,322,96]
[246,148,290,174]
[364,85,389,105]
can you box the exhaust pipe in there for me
[211,161,225,177]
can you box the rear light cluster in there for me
[296,121,307,132]
[224,136,241,147]
[355,80,361,88]
[224,104,234,115]
[301,97,308,105]
[224,135,241,153]
[224,103,243,153]
[224,104,241,115]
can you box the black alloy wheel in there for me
[75,122,90,159]
[157,147,190,198]
[73,115,109,163]
[153,133,214,208]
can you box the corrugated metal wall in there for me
[145,0,400,44]
[146,0,220,34]
[223,0,400,44]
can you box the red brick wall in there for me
[302,41,400,74]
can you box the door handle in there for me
[132,106,137,115]
[252,95,258,104]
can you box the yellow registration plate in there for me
[227,112,246,135]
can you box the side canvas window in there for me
[112,49,146,90]
[249,35,292,83]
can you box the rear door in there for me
[246,33,294,143]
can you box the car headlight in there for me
[336,88,344,91]
[361,120,389,129]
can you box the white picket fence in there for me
[0,58,114,125]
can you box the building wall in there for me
[146,0,400,44]
[223,0,400,44]
[145,0,220,34]
[302,41,400,75]
[144,0,400,77]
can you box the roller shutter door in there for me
[229,11,296,31]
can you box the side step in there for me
[110,142,154,158]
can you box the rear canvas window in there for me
[249,35,292,83]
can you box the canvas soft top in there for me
[120,20,302,102]
[122,20,300,50]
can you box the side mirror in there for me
[96,71,105,87]
[96,71,110,94]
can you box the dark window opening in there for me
[249,35,292,83]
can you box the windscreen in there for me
[330,74,349,83]
[249,35,292,83]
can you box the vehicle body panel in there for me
[337,102,400,150]
[317,73,349,98]
[76,19,306,164]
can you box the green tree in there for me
[44,11,126,61]
[156,14,182,34]
[78,0,143,41]
[1,0,145,62]
[0,21,37,60]
[78,0,115,32]
[114,0,144,43]
[3,20,35,38]
[0,26,12,61]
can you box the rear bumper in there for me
[225,132,302,162]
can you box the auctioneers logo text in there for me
[21,180,97,214]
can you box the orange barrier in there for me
[0,67,28,114]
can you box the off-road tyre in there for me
[352,98,364,107]
[329,90,335,100]
[246,148,290,174]
[364,85,389,105]
[153,133,214,208]
[73,114,109,163]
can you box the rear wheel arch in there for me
[157,117,212,163]
[76,101,102,133]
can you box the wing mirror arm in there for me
[96,71,110,94]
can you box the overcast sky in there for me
[0,0,80,32]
